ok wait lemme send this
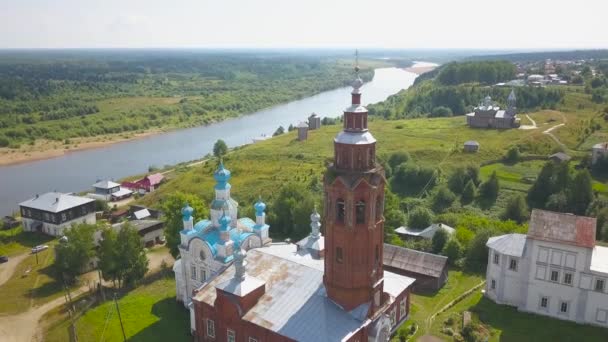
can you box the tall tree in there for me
[527,162,557,208]
[432,186,456,213]
[443,238,462,266]
[478,171,499,203]
[461,179,476,205]
[55,223,96,284]
[97,227,120,286]
[162,192,207,257]
[431,228,449,254]
[116,224,148,288]
[268,182,315,240]
[568,169,594,215]
[501,194,529,224]
[408,207,433,229]
[213,139,228,159]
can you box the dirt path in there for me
[0,253,29,287]
[147,246,175,273]
[519,114,538,130]
[0,286,87,342]
[543,123,567,150]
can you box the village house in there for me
[87,180,132,202]
[19,192,96,237]
[383,244,449,292]
[188,62,416,342]
[122,173,164,194]
[308,112,321,130]
[485,209,608,328]
[466,91,520,129]
[463,140,480,153]
[111,219,165,247]
[548,152,571,163]
[592,142,608,165]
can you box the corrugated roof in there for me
[92,180,120,189]
[146,173,164,185]
[486,234,527,257]
[111,188,132,198]
[19,192,94,213]
[395,223,454,239]
[528,209,596,249]
[383,244,448,278]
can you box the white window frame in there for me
[493,252,499,265]
[540,296,549,310]
[400,298,406,317]
[491,279,496,290]
[596,309,608,323]
[509,258,518,272]
[550,270,560,282]
[390,308,396,326]
[206,319,215,338]
[595,279,605,292]
[227,329,236,342]
[201,268,207,282]
[563,272,573,286]
[559,301,569,315]
[191,265,197,281]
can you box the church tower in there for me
[323,52,387,313]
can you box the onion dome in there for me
[181,203,194,221]
[214,161,232,189]
[352,77,364,90]
[219,212,231,231]
[310,207,321,223]
[254,196,266,216]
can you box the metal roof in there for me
[528,209,596,249]
[383,244,448,278]
[134,208,151,220]
[111,188,133,198]
[486,234,527,257]
[19,192,94,213]
[395,223,455,239]
[92,180,120,189]
[549,152,571,161]
[591,246,608,275]
[334,131,376,145]
[464,140,479,146]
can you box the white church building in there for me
[485,209,608,328]
[173,162,271,310]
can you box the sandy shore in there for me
[404,61,439,75]
[0,130,163,166]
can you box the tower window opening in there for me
[376,197,383,220]
[336,199,345,223]
[356,200,366,224]
[336,247,343,263]
[375,245,379,265]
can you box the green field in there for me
[44,276,190,342]
[0,225,54,256]
[431,292,608,342]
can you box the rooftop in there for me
[194,249,414,342]
[20,192,94,213]
[92,180,120,189]
[395,223,455,239]
[591,246,608,275]
[334,131,376,145]
[486,233,527,257]
[528,209,596,249]
[383,243,448,278]
[549,152,571,161]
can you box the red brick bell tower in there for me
[323,52,387,314]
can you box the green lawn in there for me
[432,292,608,342]
[0,225,55,256]
[480,160,547,192]
[0,245,72,315]
[391,270,484,340]
[44,276,190,342]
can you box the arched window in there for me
[336,199,345,223]
[376,197,383,220]
[336,247,343,263]
[356,200,366,224]
[357,152,363,169]
[368,148,373,167]
[199,250,206,261]
[375,245,379,265]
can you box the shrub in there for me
[0,135,9,147]
[388,151,411,169]
[408,207,433,229]
[461,180,476,205]
[504,146,520,163]
[432,186,456,212]
[501,194,529,224]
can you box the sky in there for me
[0,0,606,49]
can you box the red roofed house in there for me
[122,173,164,193]
[485,209,608,328]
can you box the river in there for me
[0,65,424,216]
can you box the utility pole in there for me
[35,250,39,265]
[114,293,127,342]
[98,269,105,301]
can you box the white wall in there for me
[23,212,96,237]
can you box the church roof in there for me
[194,248,414,342]
[486,234,527,257]
[181,218,256,261]
[334,131,376,145]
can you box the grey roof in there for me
[549,152,571,161]
[593,142,608,150]
[464,140,479,146]
[195,247,415,341]
[111,188,133,198]
[92,180,120,189]
[395,223,454,239]
[113,219,163,233]
[486,234,527,257]
[383,244,448,278]
[297,121,309,128]
[19,192,94,213]
[133,208,151,220]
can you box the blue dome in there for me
[219,213,231,230]
[254,197,266,215]
[213,162,231,182]
[181,203,194,221]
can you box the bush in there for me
[0,135,9,147]
[388,151,411,169]
[432,186,456,212]
[430,106,453,117]
[444,238,462,265]
[501,194,529,224]
[461,180,476,205]
[478,171,499,203]
[408,207,433,229]
[504,146,520,163]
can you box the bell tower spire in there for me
[323,51,387,314]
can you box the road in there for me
[0,253,29,287]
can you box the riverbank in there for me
[404,61,439,75]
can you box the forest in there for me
[0,50,374,147]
